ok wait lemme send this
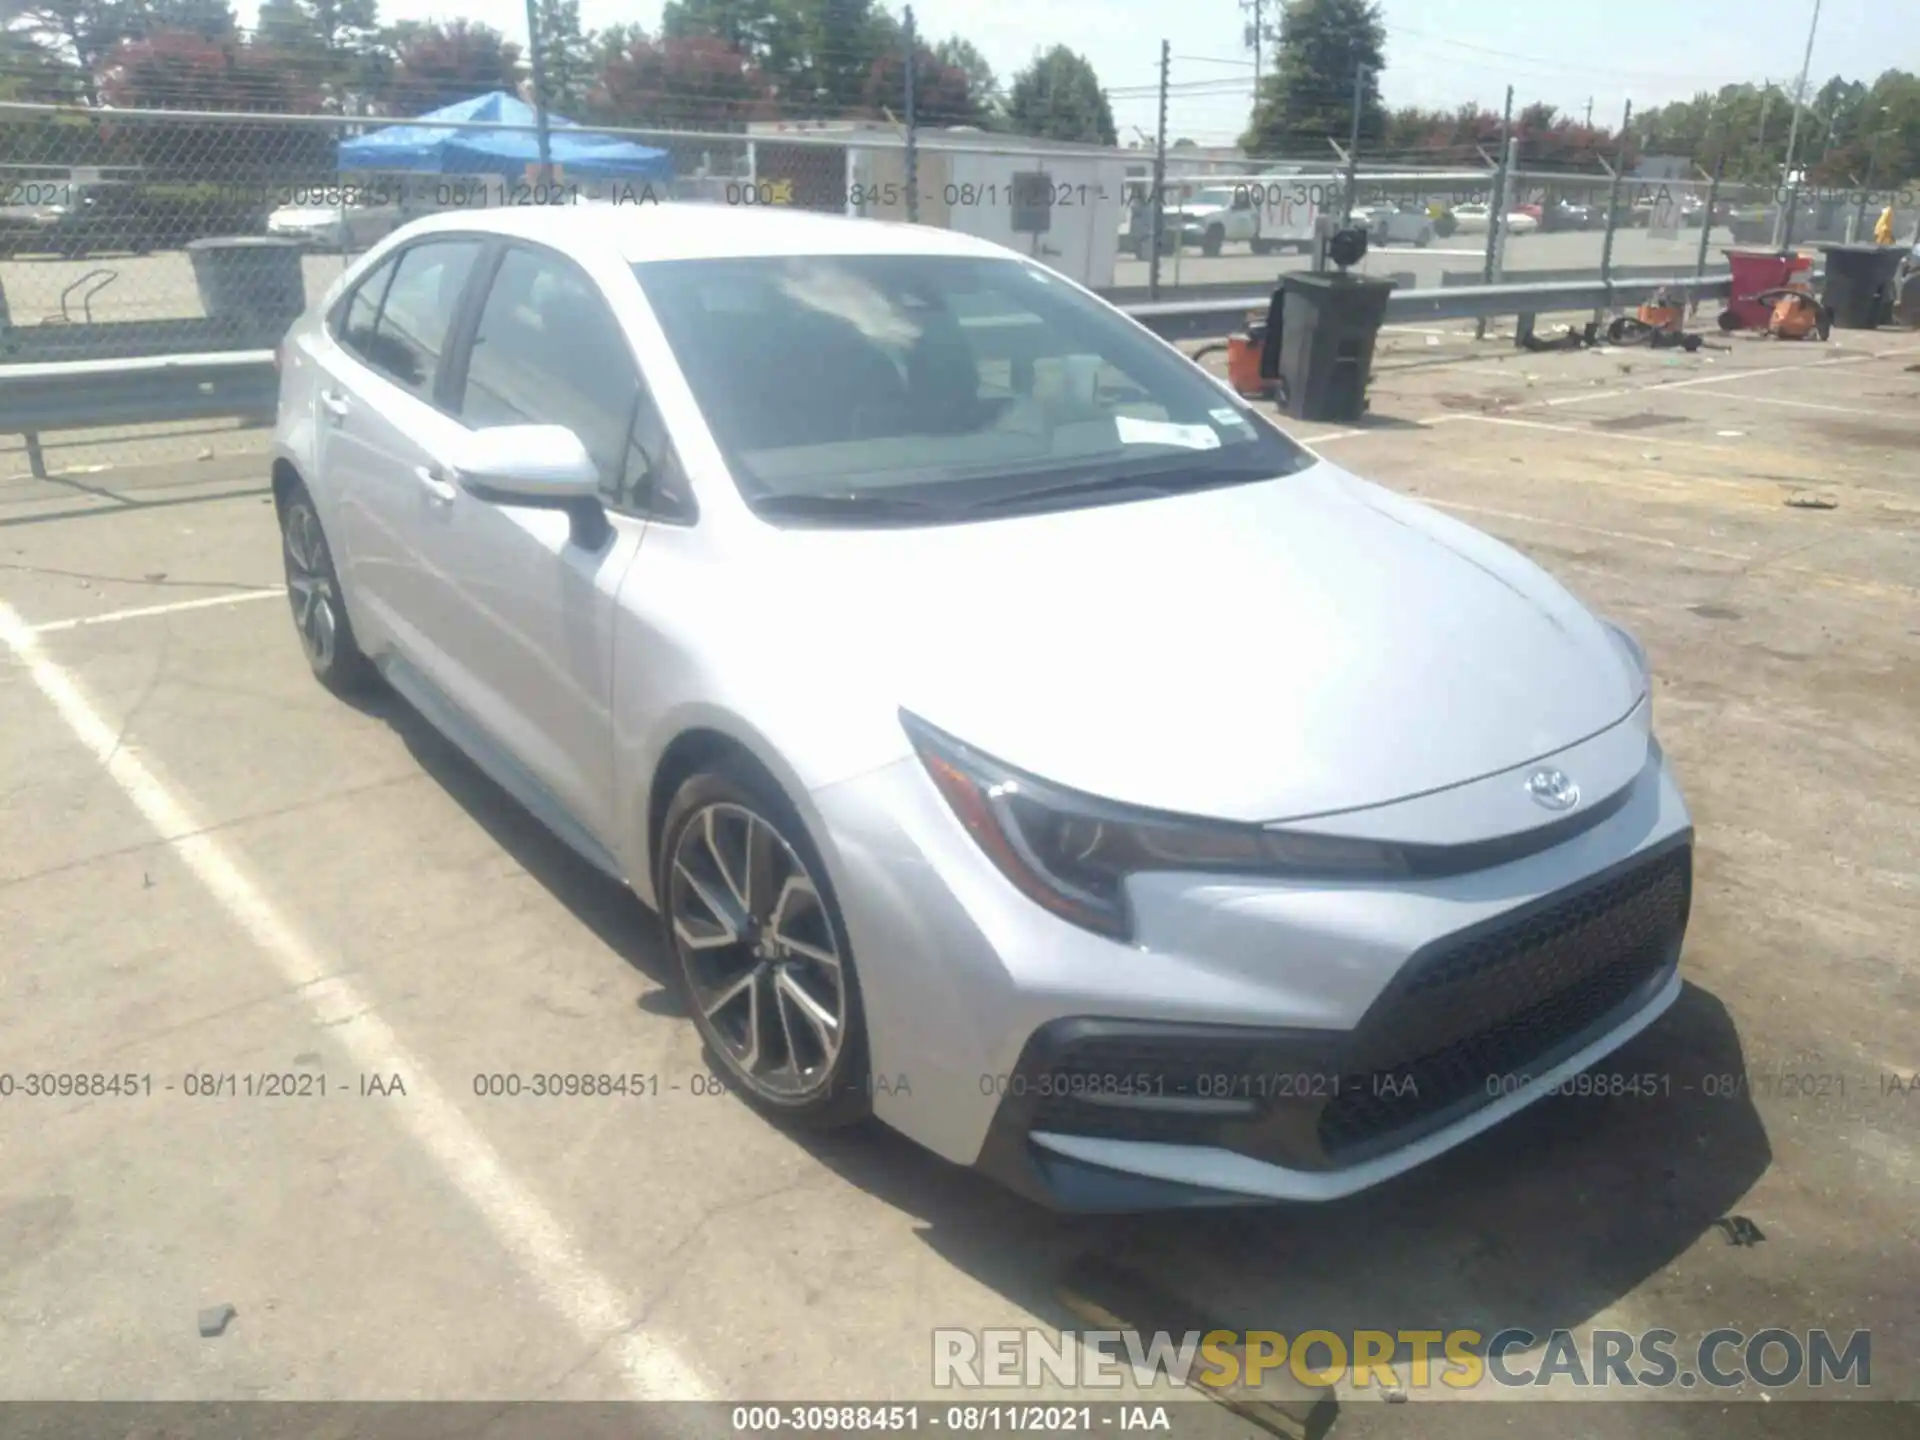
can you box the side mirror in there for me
[446,424,610,548]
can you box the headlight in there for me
[902,712,1410,941]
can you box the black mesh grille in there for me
[1317,845,1691,1157]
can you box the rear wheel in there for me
[1201,224,1224,257]
[280,482,377,694]
[658,765,872,1129]
[1250,235,1275,256]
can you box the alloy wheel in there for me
[667,802,847,1100]
[283,502,340,671]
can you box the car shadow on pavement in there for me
[337,681,685,1010]
[798,982,1771,1383]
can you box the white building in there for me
[745,121,1129,290]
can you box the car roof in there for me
[396,201,1015,266]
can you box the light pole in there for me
[1772,0,1822,248]
[525,0,554,186]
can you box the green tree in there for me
[862,42,982,127]
[591,22,649,72]
[932,36,998,123]
[0,0,156,101]
[1632,75,1918,188]
[146,0,234,37]
[775,0,892,117]
[255,0,383,109]
[532,0,593,114]
[1241,0,1385,157]
[1005,45,1115,144]
[660,0,779,56]
[384,19,521,113]
[592,31,771,127]
[0,29,87,101]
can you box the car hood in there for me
[770,462,1644,823]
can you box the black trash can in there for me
[186,236,306,342]
[1814,244,1907,329]
[1259,271,1395,423]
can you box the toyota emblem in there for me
[1525,768,1581,812]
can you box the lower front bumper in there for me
[973,835,1692,1211]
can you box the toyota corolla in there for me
[270,204,1693,1211]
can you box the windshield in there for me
[631,253,1311,523]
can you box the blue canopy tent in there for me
[337,92,674,182]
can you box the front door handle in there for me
[415,464,458,504]
[319,390,351,420]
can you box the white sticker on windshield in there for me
[1209,406,1253,429]
[1115,416,1223,450]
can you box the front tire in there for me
[280,482,377,694]
[658,764,872,1130]
[1201,224,1224,257]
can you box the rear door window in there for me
[339,238,484,399]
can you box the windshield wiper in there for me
[749,491,963,526]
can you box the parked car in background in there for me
[1425,200,1459,237]
[1547,199,1597,231]
[1451,202,1492,234]
[0,182,256,258]
[1166,185,1269,256]
[0,197,67,258]
[1360,203,1434,247]
[1504,208,1541,235]
[1118,198,1177,259]
[271,203,1694,1211]
[1514,202,1544,226]
[267,197,406,252]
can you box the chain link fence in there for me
[3,36,1917,482]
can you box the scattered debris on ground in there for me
[197,1304,237,1338]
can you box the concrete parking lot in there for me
[1,323,1916,1437]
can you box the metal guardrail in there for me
[1124,272,1736,341]
[0,348,276,476]
[0,272,1746,473]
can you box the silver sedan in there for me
[270,204,1693,1210]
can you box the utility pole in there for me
[524,0,554,185]
[1243,0,1263,93]
[1600,97,1632,285]
[1148,39,1170,301]
[1341,59,1365,226]
[1475,83,1513,339]
[903,5,919,224]
[1773,0,1823,248]
[1584,97,1593,128]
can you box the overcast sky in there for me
[252,0,1909,144]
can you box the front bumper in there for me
[807,730,1693,1212]
[974,836,1689,1210]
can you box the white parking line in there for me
[1544,342,1920,408]
[0,598,713,1402]
[1668,391,1915,420]
[30,588,285,635]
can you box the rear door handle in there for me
[319,390,351,419]
[415,464,458,504]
